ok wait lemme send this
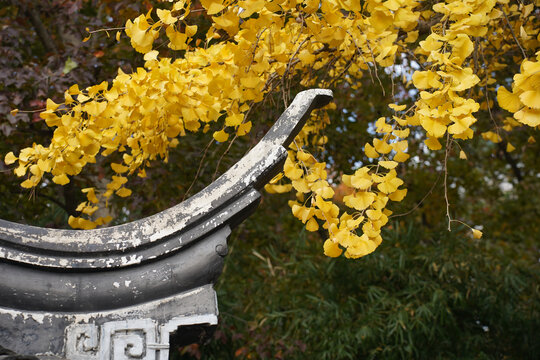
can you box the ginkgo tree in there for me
[3,0,539,259]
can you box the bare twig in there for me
[499,4,527,59]
[444,131,452,231]
[389,171,442,219]
[11,0,58,53]
[281,37,311,106]
[357,26,385,95]
[211,101,258,181]
[397,42,427,71]
[246,28,267,72]
[87,26,126,34]
[182,139,213,201]
[212,133,238,181]
[346,30,375,83]
[479,42,501,136]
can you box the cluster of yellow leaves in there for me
[497,52,540,128]
[5,0,420,233]
[408,0,500,150]
[279,107,410,258]
[4,0,538,254]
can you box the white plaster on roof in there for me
[0,285,211,324]
[0,89,332,252]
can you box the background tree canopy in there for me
[0,0,538,358]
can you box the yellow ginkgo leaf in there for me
[306,217,319,232]
[497,86,521,113]
[82,187,99,204]
[388,104,407,111]
[373,138,392,154]
[323,239,342,257]
[472,229,483,239]
[377,179,400,194]
[366,209,382,220]
[273,184,293,193]
[292,179,310,193]
[420,117,447,138]
[46,98,60,111]
[393,151,410,162]
[315,195,332,213]
[20,179,35,189]
[379,160,398,169]
[303,0,320,13]
[481,131,502,143]
[375,117,392,133]
[200,0,226,15]
[37,158,51,172]
[519,90,540,109]
[449,34,473,63]
[388,188,407,202]
[514,108,540,127]
[424,136,442,150]
[391,140,408,153]
[240,76,260,89]
[344,192,375,211]
[144,50,159,61]
[111,163,128,173]
[506,143,515,152]
[14,165,27,177]
[350,176,371,190]
[52,174,70,185]
[412,70,442,89]
[269,173,283,184]
[237,121,252,136]
[297,151,312,162]
[364,143,379,159]
[212,11,239,36]
[448,68,479,92]
[185,25,198,37]
[156,9,177,25]
[116,187,132,197]
[284,158,303,180]
[166,26,187,50]
[213,129,229,142]
[4,152,17,165]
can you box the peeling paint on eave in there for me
[0,285,208,324]
[0,89,333,252]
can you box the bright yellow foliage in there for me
[5,0,539,256]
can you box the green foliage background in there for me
[171,193,539,360]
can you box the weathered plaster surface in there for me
[0,89,332,254]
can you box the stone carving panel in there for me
[65,315,217,360]
[65,323,99,360]
[100,319,157,360]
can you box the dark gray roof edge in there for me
[0,89,333,263]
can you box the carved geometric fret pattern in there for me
[100,319,157,360]
[65,315,218,360]
[65,323,100,360]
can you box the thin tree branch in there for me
[444,132,452,231]
[183,139,213,201]
[499,4,527,59]
[498,142,523,182]
[389,172,442,219]
[11,1,58,53]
